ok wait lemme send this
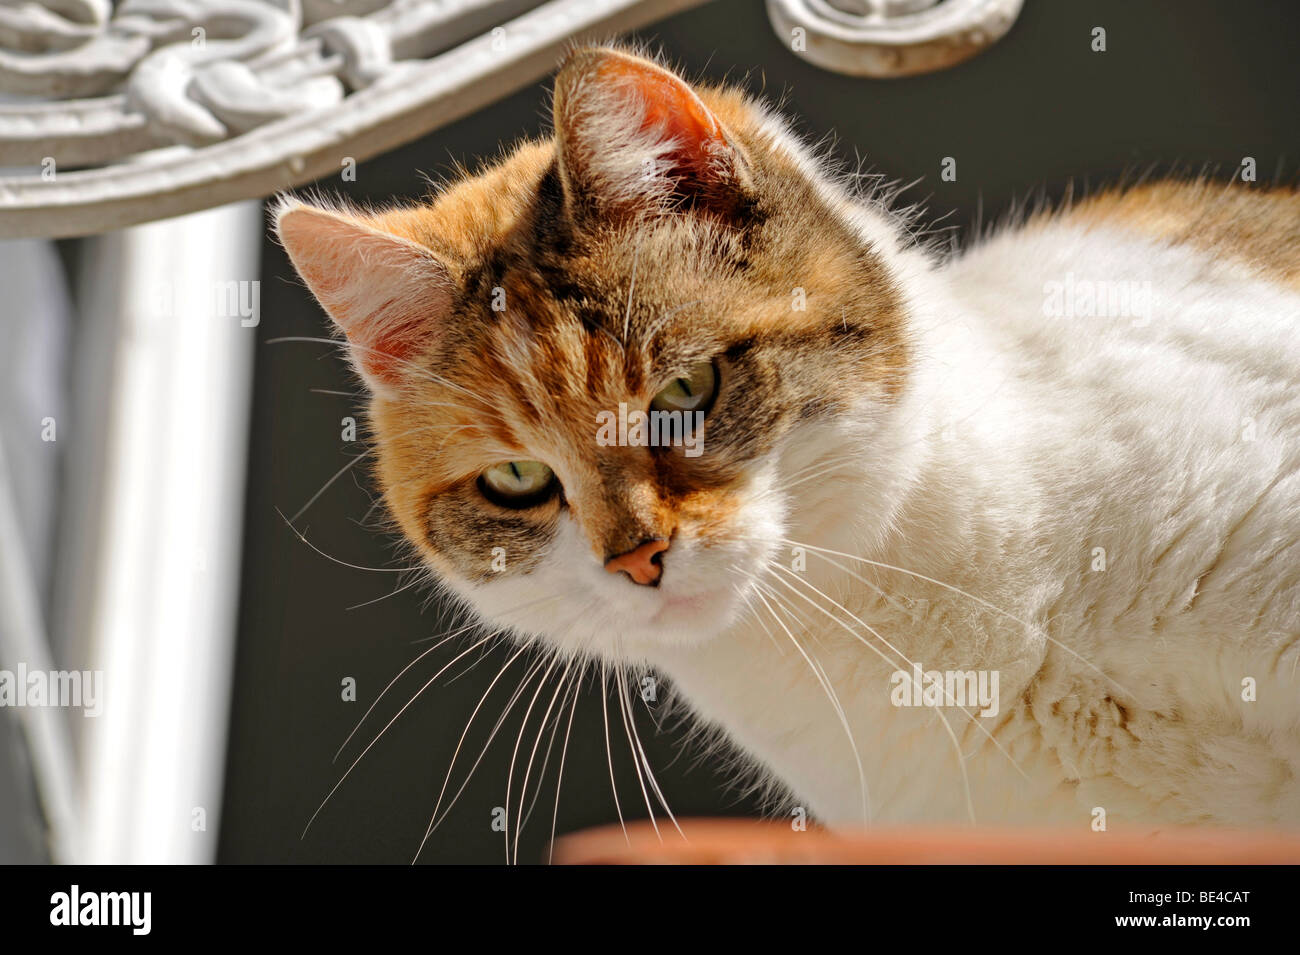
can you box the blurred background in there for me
[0,0,1296,863]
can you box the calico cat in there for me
[276,46,1300,831]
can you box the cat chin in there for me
[461,575,754,658]
[452,503,783,659]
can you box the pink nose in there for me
[605,538,670,586]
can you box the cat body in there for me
[277,47,1300,830]
[651,195,1300,826]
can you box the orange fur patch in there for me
[1065,180,1300,289]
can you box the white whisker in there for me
[751,583,871,824]
[600,662,630,845]
[304,632,494,839]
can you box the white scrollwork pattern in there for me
[0,0,1022,238]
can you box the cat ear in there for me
[274,200,454,393]
[552,48,752,221]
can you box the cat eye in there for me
[650,360,718,415]
[478,461,558,509]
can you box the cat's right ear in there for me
[551,47,753,223]
[274,199,454,395]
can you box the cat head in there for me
[275,47,915,660]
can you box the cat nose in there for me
[604,538,670,587]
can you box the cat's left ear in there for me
[552,47,753,222]
[274,200,454,395]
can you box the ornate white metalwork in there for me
[0,0,711,238]
[767,0,1023,78]
[0,0,1023,238]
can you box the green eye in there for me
[650,361,718,414]
[479,461,557,508]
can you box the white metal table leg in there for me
[62,200,261,864]
[0,433,81,863]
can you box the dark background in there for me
[218,0,1300,863]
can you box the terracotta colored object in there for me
[555,818,1300,864]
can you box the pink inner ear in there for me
[595,54,729,184]
[333,293,432,383]
[277,205,453,389]
[556,49,745,216]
